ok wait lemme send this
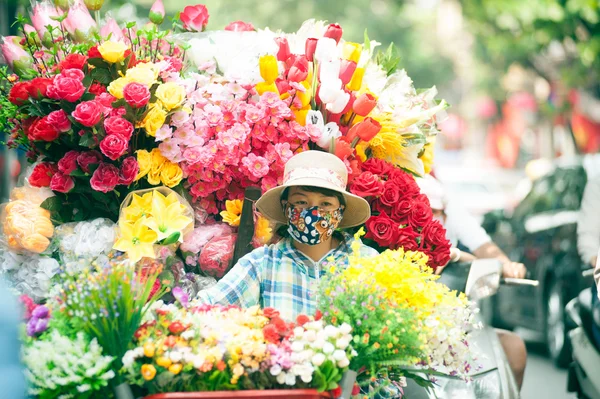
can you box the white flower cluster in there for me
[423,303,481,376]
[270,320,354,385]
[55,218,116,273]
[23,331,115,398]
[0,245,60,302]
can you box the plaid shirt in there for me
[197,233,378,321]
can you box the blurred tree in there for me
[458,0,600,98]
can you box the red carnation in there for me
[350,171,383,198]
[29,162,58,187]
[59,53,88,71]
[365,212,400,248]
[8,82,30,105]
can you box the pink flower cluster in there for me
[157,83,321,213]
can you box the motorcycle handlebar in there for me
[501,277,539,287]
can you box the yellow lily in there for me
[122,192,154,222]
[113,217,158,263]
[144,190,192,242]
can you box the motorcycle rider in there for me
[417,175,528,390]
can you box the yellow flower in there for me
[135,150,152,181]
[147,148,167,185]
[156,356,172,368]
[420,137,436,175]
[295,81,312,108]
[141,364,157,381]
[123,192,154,222]
[143,342,155,357]
[107,77,132,99]
[142,104,167,137]
[347,67,365,92]
[292,106,309,126]
[155,82,186,111]
[160,162,183,188]
[126,63,159,87]
[342,42,362,63]
[220,199,243,227]
[113,217,158,263]
[355,142,368,162]
[254,215,273,246]
[143,190,192,242]
[98,40,129,63]
[255,81,279,96]
[168,364,183,375]
[259,55,278,83]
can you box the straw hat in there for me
[256,151,371,228]
[415,175,447,210]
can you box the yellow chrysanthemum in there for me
[254,215,273,246]
[220,199,243,227]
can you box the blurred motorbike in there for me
[399,259,538,399]
[566,269,600,399]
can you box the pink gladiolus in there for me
[30,1,62,46]
[180,4,210,32]
[100,17,124,41]
[275,37,291,62]
[63,0,97,42]
[0,36,33,77]
[149,0,165,25]
[339,60,357,85]
[224,20,255,31]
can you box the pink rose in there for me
[123,83,150,108]
[90,163,119,193]
[61,68,85,81]
[224,20,255,32]
[99,134,128,161]
[47,75,85,102]
[77,150,102,173]
[47,109,71,133]
[72,100,102,127]
[180,4,209,32]
[58,150,80,175]
[119,156,139,185]
[50,172,75,193]
[104,116,133,140]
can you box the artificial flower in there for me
[107,77,133,99]
[142,104,168,137]
[113,217,159,263]
[97,40,128,63]
[143,191,192,242]
[122,192,154,222]
[160,162,184,187]
[220,199,243,227]
[155,82,186,111]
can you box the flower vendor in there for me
[416,174,528,390]
[196,151,378,321]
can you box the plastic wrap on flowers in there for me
[181,222,233,269]
[0,185,55,254]
[198,233,237,279]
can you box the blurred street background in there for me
[2,0,599,398]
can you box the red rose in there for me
[50,172,75,193]
[110,107,126,118]
[28,117,60,141]
[104,116,133,140]
[390,170,420,197]
[47,110,71,133]
[361,158,393,177]
[58,150,80,175]
[421,220,449,246]
[119,156,139,185]
[180,4,210,32]
[47,75,85,102]
[77,151,102,173]
[90,163,119,193]
[27,77,53,99]
[390,198,412,222]
[380,180,402,207]
[72,100,102,127]
[87,45,101,58]
[89,82,106,95]
[29,162,58,187]
[365,212,400,248]
[407,201,433,229]
[430,242,451,268]
[123,82,150,108]
[99,134,128,161]
[350,172,383,198]
[224,20,255,31]
[8,82,30,105]
[395,226,419,251]
[59,53,87,71]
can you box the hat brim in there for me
[255,177,371,229]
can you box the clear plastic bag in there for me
[54,218,117,265]
[198,233,237,279]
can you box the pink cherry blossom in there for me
[242,153,270,180]
[155,125,173,141]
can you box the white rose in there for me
[293,327,305,339]
[336,337,350,350]
[291,341,305,353]
[270,364,282,376]
[311,353,326,367]
[340,323,352,335]
[323,342,335,355]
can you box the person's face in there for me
[286,187,341,212]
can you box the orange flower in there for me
[141,364,157,381]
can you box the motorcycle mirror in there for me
[465,259,503,300]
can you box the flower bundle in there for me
[123,304,351,393]
[349,158,451,269]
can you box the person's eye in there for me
[321,202,333,208]
[294,200,308,206]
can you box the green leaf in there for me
[40,196,62,212]
[90,67,113,85]
[161,232,180,246]
[87,58,109,69]
[364,29,371,53]
[79,132,96,147]
[70,169,87,177]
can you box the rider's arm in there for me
[473,242,511,264]
[196,247,265,308]
[577,177,600,266]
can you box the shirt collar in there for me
[280,232,357,275]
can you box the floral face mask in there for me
[284,204,345,245]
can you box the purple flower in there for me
[172,286,190,308]
[32,305,49,319]
[26,317,49,337]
